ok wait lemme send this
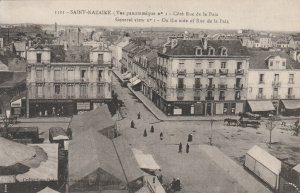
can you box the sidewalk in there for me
[113,70,300,122]
[0,117,71,123]
[199,145,272,193]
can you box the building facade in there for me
[26,44,112,117]
[155,38,249,116]
[247,50,300,115]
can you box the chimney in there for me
[171,38,178,49]
[202,36,207,50]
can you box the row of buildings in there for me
[116,35,300,116]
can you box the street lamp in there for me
[209,118,214,146]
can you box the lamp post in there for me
[209,118,214,146]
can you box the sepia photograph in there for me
[0,0,300,192]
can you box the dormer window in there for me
[195,47,202,55]
[219,47,227,56]
[208,47,215,55]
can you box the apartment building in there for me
[26,44,112,117]
[156,38,249,116]
[247,50,300,115]
[110,37,130,69]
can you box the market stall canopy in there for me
[293,163,300,174]
[132,148,161,170]
[132,78,141,86]
[123,72,132,79]
[37,187,60,193]
[247,100,275,112]
[281,100,300,110]
[246,145,281,175]
[49,127,69,141]
[0,137,36,167]
[16,144,58,182]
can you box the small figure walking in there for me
[131,120,135,128]
[137,112,141,119]
[186,143,190,153]
[150,125,154,133]
[144,129,147,137]
[160,132,164,140]
[178,142,182,153]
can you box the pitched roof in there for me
[13,42,26,52]
[248,50,300,69]
[68,129,126,186]
[161,39,248,57]
[64,46,91,63]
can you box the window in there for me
[274,74,279,83]
[231,103,236,114]
[289,74,294,83]
[208,47,215,55]
[37,85,43,98]
[282,61,286,66]
[223,103,229,114]
[80,85,87,97]
[236,78,241,87]
[259,74,264,83]
[97,85,104,97]
[237,62,242,69]
[98,70,103,81]
[258,88,263,96]
[288,88,293,95]
[67,85,74,97]
[196,63,201,69]
[67,70,74,81]
[220,48,227,56]
[54,70,61,81]
[221,62,226,69]
[209,61,214,68]
[37,53,42,63]
[235,91,241,99]
[178,78,184,88]
[81,70,86,81]
[270,61,273,66]
[98,54,103,64]
[195,78,201,87]
[273,88,278,97]
[208,78,213,86]
[179,63,184,69]
[55,85,60,95]
[36,70,43,81]
[219,91,225,100]
[195,48,202,55]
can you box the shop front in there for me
[215,102,244,115]
[10,97,26,118]
[279,99,300,116]
[29,99,75,117]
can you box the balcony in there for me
[194,96,201,101]
[272,81,281,87]
[66,95,75,99]
[271,95,280,99]
[205,96,214,101]
[288,80,294,84]
[176,84,186,90]
[177,69,187,76]
[219,96,225,101]
[219,69,228,75]
[206,69,216,75]
[97,77,106,83]
[80,78,89,82]
[79,95,89,99]
[193,84,202,90]
[53,94,63,99]
[235,95,241,100]
[234,84,243,90]
[206,84,215,90]
[194,69,203,75]
[286,94,295,99]
[218,84,227,90]
[36,78,44,83]
[256,95,266,99]
[235,69,244,75]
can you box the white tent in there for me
[132,148,161,170]
[37,187,59,193]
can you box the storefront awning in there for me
[132,148,161,171]
[123,72,132,79]
[248,100,275,112]
[129,76,138,84]
[132,79,141,86]
[281,100,300,110]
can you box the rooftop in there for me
[248,50,300,69]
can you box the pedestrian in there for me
[144,129,147,137]
[137,112,141,119]
[160,132,163,140]
[150,125,154,133]
[186,143,190,153]
[131,120,135,128]
[178,142,182,153]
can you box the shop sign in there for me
[77,102,90,110]
[11,99,22,107]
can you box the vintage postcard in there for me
[0,0,299,192]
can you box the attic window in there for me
[208,47,215,55]
[195,47,202,55]
[220,47,227,56]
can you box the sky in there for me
[0,0,300,32]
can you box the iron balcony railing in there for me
[234,84,243,89]
[235,69,244,75]
[219,69,228,75]
[218,84,227,90]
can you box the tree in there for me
[265,116,277,147]
[293,119,299,136]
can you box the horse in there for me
[224,118,239,126]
